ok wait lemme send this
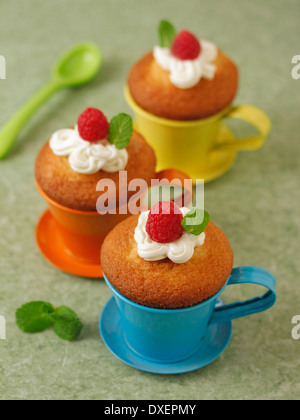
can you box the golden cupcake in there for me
[101,201,233,309]
[128,20,239,120]
[35,108,156,211]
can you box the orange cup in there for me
[35,168,193,278]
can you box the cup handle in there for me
[210,266,277,325]
[212,105,271,152]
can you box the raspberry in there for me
[171,30,201,60]
[146,201,184,244]
[77,108,109,142]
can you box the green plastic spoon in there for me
[0,43,102,159]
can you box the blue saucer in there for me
[99,296,233,374]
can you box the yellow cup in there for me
[124,86,271,183]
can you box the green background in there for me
[0,0,299,400]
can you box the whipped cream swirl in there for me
[49,126,128,174]
[134,208,205,264]
[153,40,218,89]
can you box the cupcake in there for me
[101,201,233,309]
[35,107,157,211]
[128,20,239,120]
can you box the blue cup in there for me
[103,266,276,363]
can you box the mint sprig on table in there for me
[16,301,83,341]
[181,209,210,236]
[158,20,176,48]
[108,113,133,150]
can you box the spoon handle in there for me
[0,80,62,159]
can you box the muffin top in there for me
[128,20,239,120]
[101,203,234,309]
[35,108,156,211]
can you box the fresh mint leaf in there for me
[182,209,210,236]
[108,113,133,150]
[16,301,55,333]
[158,20,176,48]
[16,302,83,341]
[52,306,83,341]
